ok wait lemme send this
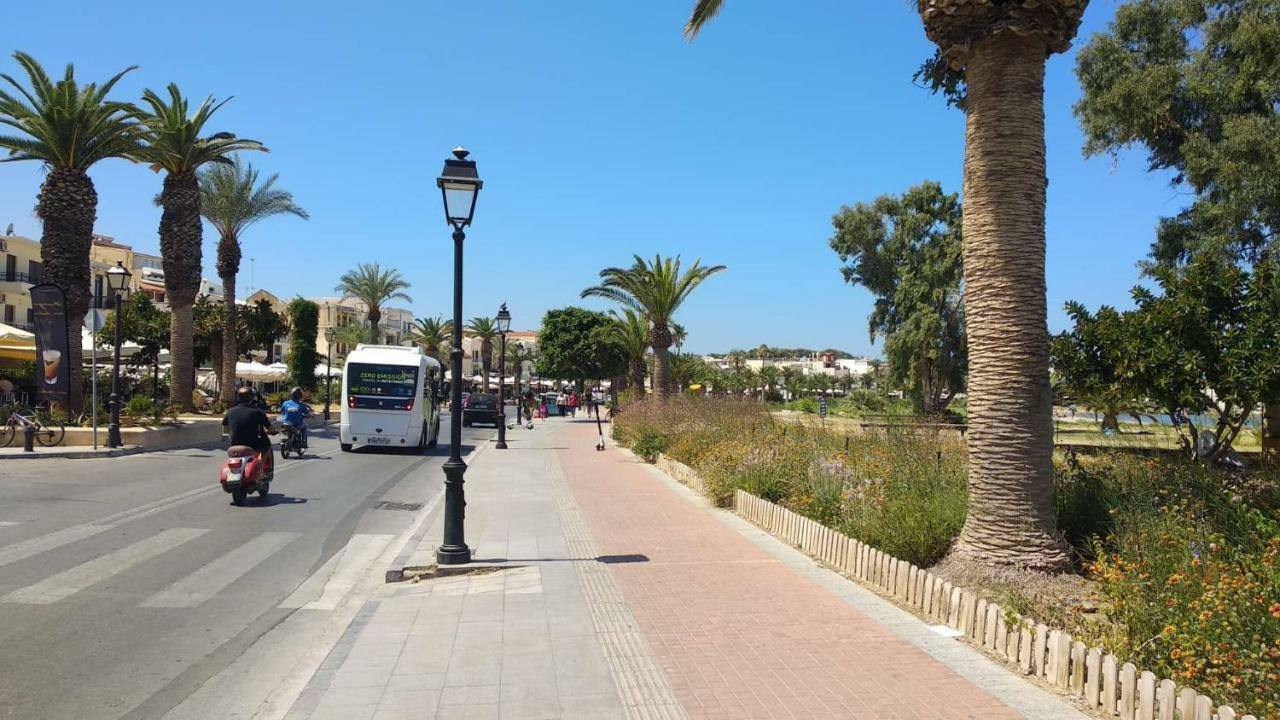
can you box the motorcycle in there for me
[220,422,278,505]
[280,423,305,458]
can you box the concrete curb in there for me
[383,440,487,583]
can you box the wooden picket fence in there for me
[726,486,1256,720]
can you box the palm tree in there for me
[409,316,452,364]
[760,365,780,401]
[685,2,1081,571]
[200,157,308,403]
[756,344,769,362]
[0,52,143,412]
[582,254,725,399]
[506,341,535,400]
[135,84,264,411]
[610,309,649,396]
[465,317,499,393]
[331,322,369,357]
[671,322,687,355]
[335,263,412,343]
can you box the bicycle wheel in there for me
[0,420,14,447]
[34,416,65,446]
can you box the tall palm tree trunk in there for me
[160,171,203,412]
[480,340,492,393]
[652,344,673,399]
[629,359,646,397]
[951,32,1069,571]
[36,169,97,413]
[217,234,240,403]
[367,307,381,344]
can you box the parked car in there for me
[462,393,501,427]
[537,392,563,415]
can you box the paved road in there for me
[0,415,491,720]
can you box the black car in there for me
[462,393,501,427]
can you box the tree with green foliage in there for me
[581,254,724,399]
[335,263,411,343]
[239,298,288,364]
[1075,0,1280,458]
[101,296,169,370]
[830,181,966,416]
[609,309,649,396]
[465,317,499,393]
[1050,303,1145,432]
[537,308,628,387]
[1060,253,1280,460]
[685,0,1085,572]
[670,353,713,392]
[200,157,308,403]
[0,52,144,412]
[287,299,319,391]
[409,316,452,365]
[136,84,264,410]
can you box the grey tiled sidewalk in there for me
[285,422,647,720]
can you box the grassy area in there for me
[614,397,1280,716]
[775,407,1264,453]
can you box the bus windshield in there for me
[347,363,418,398]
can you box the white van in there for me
[339,344,442,452]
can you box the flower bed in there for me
[613,397,1280,717]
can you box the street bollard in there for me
[23,424,34,452]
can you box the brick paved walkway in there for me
[557,420,1024,720]
[286,417,1084,719]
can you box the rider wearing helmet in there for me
[223,386,277,478]
[279,387,311,449]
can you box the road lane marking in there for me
[139,531,301,608]
[0,522,19,527]
[2,527,208,604]
[0,447,340,570]
[278,534,393,611]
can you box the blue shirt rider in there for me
[279,387,311,448]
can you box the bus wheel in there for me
[340,443,353,452]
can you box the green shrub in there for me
[124,396,156,418]
[631,434,667,462]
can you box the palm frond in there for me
[135,83,265,173]
[0,51,141,171]
[684,0,726,39]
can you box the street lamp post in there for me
[514,341,524,425]
[495,303,510,449]
[323,326,335,422]
[106,262,131,448]
[436,147,482,566]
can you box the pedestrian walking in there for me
[568,390,579,417]
[556,392,567,418]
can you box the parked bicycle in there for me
[0,406,66,447]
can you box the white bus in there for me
[339,345,442,452]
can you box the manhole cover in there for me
[375,501,422,511]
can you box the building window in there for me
[94,275,105,309]
[3,305,13,324]
[28,260,41,283]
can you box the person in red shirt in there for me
[568,390,580,417]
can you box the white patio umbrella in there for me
[315,363,341,377]
[235,361,287,382]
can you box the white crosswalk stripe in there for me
[2,528,208,605]
[278,533,393,610]
[140,531,301,608]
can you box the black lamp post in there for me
[106,261,131,448]
[495,303,510,449]
[437,147,482,566]
[323,326,334,422]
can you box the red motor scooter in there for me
[220,423,279,505]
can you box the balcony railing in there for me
[0,271,35,285]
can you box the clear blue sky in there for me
[0,0,1180,356]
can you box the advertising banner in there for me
[29,283,70,406]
